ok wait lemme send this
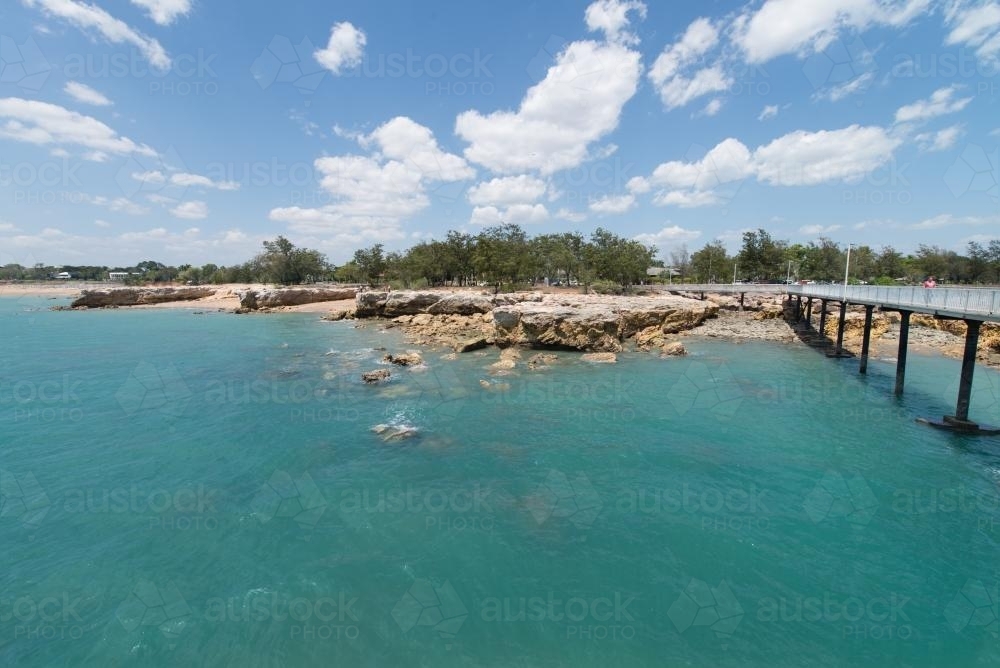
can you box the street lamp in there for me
[843,243,854,298]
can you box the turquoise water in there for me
[1,296,999,667]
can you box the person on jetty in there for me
[922,276,937,288]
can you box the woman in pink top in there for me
[922,276,936,288]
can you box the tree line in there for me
[3,226,999,288]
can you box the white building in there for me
[108,272,129,281]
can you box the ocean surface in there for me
[1,295,999,667]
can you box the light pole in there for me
[843,243,854,298]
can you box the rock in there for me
[479,379,491,388]
[455,337,489,353]
[71,287,216,308]
[239,287,357,310]
[361,369,391,383]
[581,352,617,363]
[370,423,419,442]
[427,293,495,315]
[489,359,517,371]
[355,291,389,317]
[383,352,423,367]
[660,341,687,356]
[384,291,443,316]
[527,353,558,370]
[322,310,355,321]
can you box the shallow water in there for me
[1,296,998,666]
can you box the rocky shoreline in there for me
[55,285,1000,368]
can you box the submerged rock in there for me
[660,341,687,357]
[370,423,419,442]
[361,369,391,384]
[581,352,617,364]
[383,352,423,367]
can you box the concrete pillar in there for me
[795,296,802,322]
[948,320,982,425]
[834,301,847,355]
[859,305,874,375]
[739,292,745,312]
[805,298,812,326]
[894,310,911,397]
[818,300,828,339]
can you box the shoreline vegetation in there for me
[4,282,998,370]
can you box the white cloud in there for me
[753,125,900,186]
[799,224,842,235]
[909,213,1000,230]
[758,105,779,121]
[649,138,754,191]
[50,147,70,158]
[633,225,702,248]
[0,97,156,156]
[914,124,963,152]
[64,81,112,106]
[467,175,547,207]
[314,22,366,74]
[734,0,930,64]
[469,203,549,225]
[129,0,192,26]
[636,125,900,207]
[271,117,472,238]
[456,40,641,174]
[83,150,108,162]
[170,200,208,220]
[648,18,730,110]
[94,219,111,228]
[945,1,1000,61]
[83,194,149,215]
[584,0,647,45]
[555,208,587,223]
[169,172,241,191]
[362,116,474,181]
[701,99,723,116]
[22,0,171,71]
[816,71,876,102]
[894,85,973,124]
[588,193,635,214]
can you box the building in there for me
[55,271,72,280]
[108,272,129,281]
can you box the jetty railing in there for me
[786,285,1000,320]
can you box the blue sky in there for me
[0,0,999,267]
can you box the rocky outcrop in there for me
[71,287,215,308]
[493,295,717,352]
[355,290,716,353]
[239,287,357,311]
